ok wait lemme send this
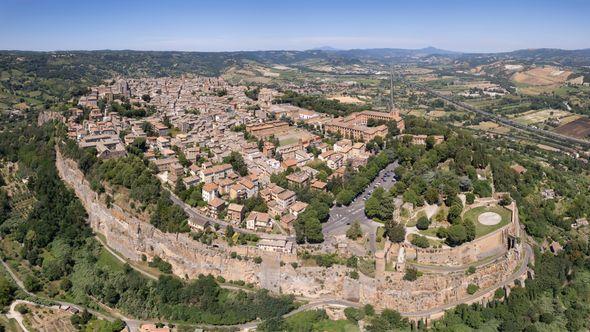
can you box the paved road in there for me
[402,78,590,153]
[323,161,399,254]
[167,188,296,241]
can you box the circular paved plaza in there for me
[478,211,502,226]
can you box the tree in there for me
[0,276,15,306]
[446,224,467,246]
[424,187,439,205]
[447,204,463,224]
[473,180,492,197]
[295,210,324,244]
[141,94,151,102]
[385,220,405,243]
[346,220,363,240]
[223,151,248,176]
[416,216,431,230]
[467,283,479,295]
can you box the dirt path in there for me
[6,300,32,332]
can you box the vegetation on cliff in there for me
[61,139,189,233]
[0,117,295,326]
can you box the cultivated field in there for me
[512,66,572,86]
[554,117,590,139]
[328,95,366,104]
[22,304,76,332]
[513,109,572,125]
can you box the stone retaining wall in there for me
[56,150,528,319]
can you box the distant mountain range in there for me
[307,46,459,56]
[2,47,589,79]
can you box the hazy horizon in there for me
[1,0,589,53]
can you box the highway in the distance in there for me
[402,78,590,153]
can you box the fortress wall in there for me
[411,208,516,267]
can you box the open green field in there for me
[463,206,512,237]
[285,310,359,332]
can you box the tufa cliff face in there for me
[56,150,527,317]
[55,150,349,297]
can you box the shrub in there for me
[436,227,448,239]
[60,278,72,291]
[403,268,422,281]
[363,304,375,316]
[411,235,430,248]
[416,216,431,230]
[467,283,479,295]
[494,287,505,299]
[466,192,475,204]
[499,194,512,206]
[23,275,41,292]
[15,304,29,314]
[344,307,365,322]
[148,256,173,274]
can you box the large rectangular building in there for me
[325,110,404,141]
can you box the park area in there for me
[463,206,512,237]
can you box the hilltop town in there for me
[2,46,590,332]
[68,76,410,251]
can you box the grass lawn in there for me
[463,206,512,237]
[418,227,439,237]
[97,248,125,272]
[315,319,360,332]
[285,311,359,332]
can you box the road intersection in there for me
[323,161,399,254]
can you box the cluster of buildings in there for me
[68,76,412,253]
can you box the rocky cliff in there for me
[56,150,528,319]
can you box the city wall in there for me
[56,151,528,319]
[405,202,519,267]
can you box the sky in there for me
[1,0,589,52]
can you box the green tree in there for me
[416,216,431,230]
[385,220,405,243]
[346,220,363,240]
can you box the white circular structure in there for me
[478,212,502,226]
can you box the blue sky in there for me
[1,0,588,52]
